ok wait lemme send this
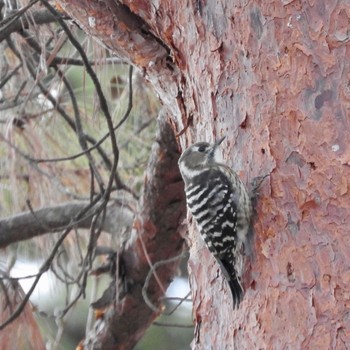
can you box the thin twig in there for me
[58,205,107,318]
[13,81,27,103]
[0,64,22,89]
[40,0,119,195]
[32,65,133,165]
[0,272,42,281]
[163,291,192,316]
[19,6,135,196]
[142,252,185,313]
[0,133,89,200]
[51,56,127,66]
[0,0,39,34]
[0,194,105,330]
[153,322,193,328]
[56,67,105,192]
[8,32,124,192]
[0,230,69,330]
[51,250,75,284]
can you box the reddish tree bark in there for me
[83,115,186,349]
[57,0,350,348]
[0,281,45,350]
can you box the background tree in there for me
[1,0,350,349]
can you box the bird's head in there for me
[178,136,225,182]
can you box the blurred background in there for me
[0,10,193,348]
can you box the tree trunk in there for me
[57,0,350,348]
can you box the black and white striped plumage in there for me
[178,137,252,307]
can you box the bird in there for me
[178,136,253,307]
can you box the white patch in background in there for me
[11,260,60,309]
[166,277,190,298]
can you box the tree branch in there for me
[56,0,169,68]
[0,9,62,43]
[0,199,134,248]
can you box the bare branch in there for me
[152,322,193,329]
[0,64,22,89]
[0,230,70,330]
[0,8,68,43]
[50,57,127,66]
[0,193,106,330]
[55,67,105,192]
[142,253,185,313]
[0,200,134,248]
[9,28,136,197]
[40,0,119,195]
[162,291,192,316]
[18,66,134,165]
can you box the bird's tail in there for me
[216,258,244,308]
[228,276,244,309]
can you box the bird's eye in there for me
[198,145,206,152]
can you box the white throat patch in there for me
[179,161,202,180]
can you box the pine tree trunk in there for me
[57,0,350,348]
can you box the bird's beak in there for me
[215,136,226,147]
